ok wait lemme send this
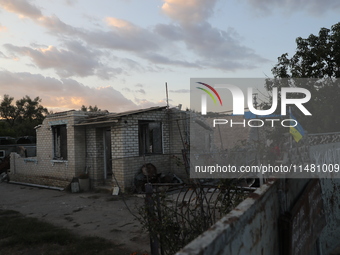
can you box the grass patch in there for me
[0,209,132,255]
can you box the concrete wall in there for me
[176,180,281,255]
[176,179,320,255]
[0,145,36,158]
[309,142,340,254]
[319,178,340,254]
[176,176,340,255]
[176,135,340,255]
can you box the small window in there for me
[139,121,162,155]
[52,125,67,160]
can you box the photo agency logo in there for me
[195,80,312,128]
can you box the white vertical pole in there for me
[201,94,207,115]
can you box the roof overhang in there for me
[74,119,119,126]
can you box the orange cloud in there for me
[70,96,85,106]
[0,24,7,31]
[39,45,54,53]
[161,0,217,24]
[105,17,135,30]
[0,70,138,112]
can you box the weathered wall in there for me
[0,145,36,157]
[176,135,340,255]
[9,111,88,188]
[110,109,188,191]
[176,176,340,255]
[9,108,189,191]
[176,180,281,255]
[84,127,106,187]
[208,115,252,150]
[309,142,340,254]
[176,179,318,255]
[169,110,190,182]
[309,142,340,166]
[319,178,340,254]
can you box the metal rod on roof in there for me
[165,82,169,109]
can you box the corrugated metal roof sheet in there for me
[74,106,167,126]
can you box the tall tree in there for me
[16,96,48,123]
[0,95,16,128]
[266,22,340,133]
[0,95,49,137]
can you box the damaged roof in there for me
[74,106,167,126]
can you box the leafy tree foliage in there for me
[0,95,49,137]
[81,105,101,112]
[266,22,340,133]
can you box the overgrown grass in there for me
[0,209,132,255]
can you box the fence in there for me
[140,181,254,255]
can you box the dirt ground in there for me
[0,182,150,254]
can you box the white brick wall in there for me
[10,111,88,187]
[10,108,189,191]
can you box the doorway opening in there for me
[103,128,112,180]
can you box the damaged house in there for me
[9,106,189,191]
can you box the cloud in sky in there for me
[0,0,42,19]
[119,58,145,72]
[157,0,268,70]
[169,89,190,93]
[105,17,135,30]
[135,88,145,94]
[0,23,7,31]
[161,0,218,24]
[0,51,7,58]
[36,15,163,52]
[85,19,162,52]
[134,97,168,108]
[64,0,78,6]
[140,52,201,68]
[5,0,332,112]
[1,0,338,80]
[0,0,267,74]
[184,23,267,70]
[4,41,118,79]
[122,84,146,95]
[154,23,183,41]
[134,84,145,94]
[37,15,77,35]
[243,0,340,15]
[0,70,136,112]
